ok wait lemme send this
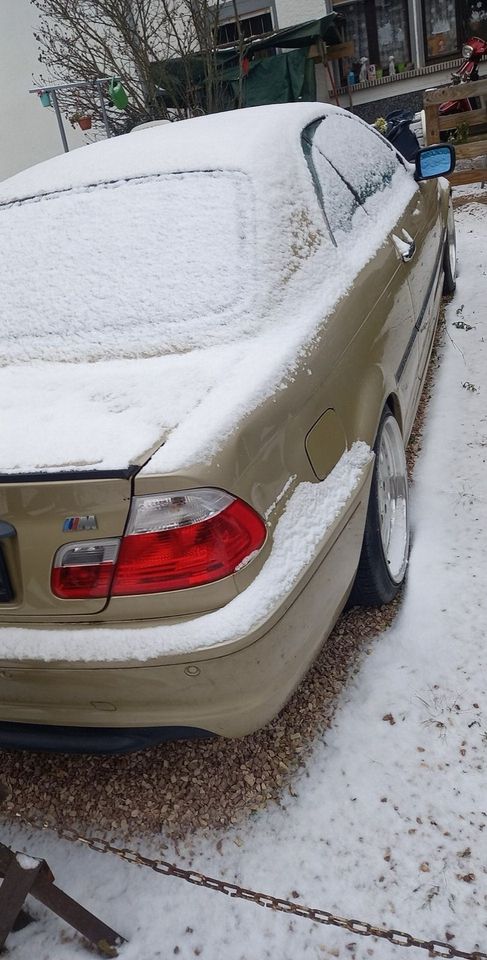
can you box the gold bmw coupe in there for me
[0,104,455,752]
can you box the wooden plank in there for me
[0,840,13,877]
[438,107,486,131]
[32,872,125,954]
[326,41,355,62]
[424,76,487,105]
[424,103,440,145]
[308,41,354,62]
[448,168,487,186]
[455,138,487,158]
[0,855,45,949]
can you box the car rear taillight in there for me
[51,540,120,599]
[51,489,266,599]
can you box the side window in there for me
[310,145,360,239]
[313,113,401,204]
[303,121,367,242]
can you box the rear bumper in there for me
[0,721,212,754]
[0,458,373,748]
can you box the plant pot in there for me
[78,116,92,131]
[39,91,51,107]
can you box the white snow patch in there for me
[264,474,296,520]
[15,852,40,870]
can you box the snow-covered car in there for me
[0,104,456,752]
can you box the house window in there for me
[375,0,411,66]
[217,10,273,45]
[464,0,487,40]
[334,0,411,78]
[423,0,461,59]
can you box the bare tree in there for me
[31,0,232,132]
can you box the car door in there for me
[303,117,421,440]
[312,112,443,419]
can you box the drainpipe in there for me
[408,0,426,68]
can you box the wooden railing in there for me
[423,76,487,186]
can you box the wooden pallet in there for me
[423,77,487,186]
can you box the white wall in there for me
[275,0,328,29]
[0,0,84,182]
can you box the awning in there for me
[245,13,344,54]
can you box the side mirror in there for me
[415,144,456,180]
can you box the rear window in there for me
[0,172,253,363]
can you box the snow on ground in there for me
[2,196,487,960]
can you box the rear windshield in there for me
[0,171,253,363]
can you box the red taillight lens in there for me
[51,540,120,599]
[51,562,115,599]
[51,490,266,599]
[112,498,265,595]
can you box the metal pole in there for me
[50,90,69,153]
[30,76,120,94]
[96,80,112,138]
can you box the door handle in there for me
[392,230,416,262]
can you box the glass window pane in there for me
[313,114,400,203]
[464,0,487,41]
[335,0,369,60]
[424,0,459,58]
[376,0,411,65]
[310,147,360,239]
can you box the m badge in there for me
[63,515,98,532]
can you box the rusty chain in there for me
[5,810,485,960]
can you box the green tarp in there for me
[240,47,316,107]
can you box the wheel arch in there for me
[347,363,404,448]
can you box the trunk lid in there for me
[0,474,132,620]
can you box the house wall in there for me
[275,0,329,28]
[0,0,84,182]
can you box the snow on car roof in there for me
[0,102,328,203]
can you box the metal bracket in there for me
[0,840,125,956]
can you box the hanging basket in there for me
[77,116,92,131]
[108,78,129,110]
[39,91,51,108]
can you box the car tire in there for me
[443,199,456,295]
[350,410,410,607]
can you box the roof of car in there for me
[0,102,332,205]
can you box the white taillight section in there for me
[53,540,120,568]
[125,488,235,535]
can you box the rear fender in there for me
[345,365,403,448]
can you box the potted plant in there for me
[69,111,92,131]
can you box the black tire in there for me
[349,410,410,607]
[443,199,456,295]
